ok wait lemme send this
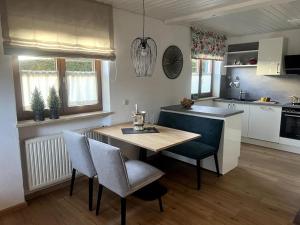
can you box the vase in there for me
[33,112,45,121]
[49,110,59,119]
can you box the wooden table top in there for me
[93,123,201,152]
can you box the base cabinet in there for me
[214,101,282,142]
[248,105,281,143]
[214,102,249,137]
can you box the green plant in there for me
[47,87,61,111]
[31,88,45,113]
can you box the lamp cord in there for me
[143,0,145,40]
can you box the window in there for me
[191,59,222,99]
[13,56,102,120]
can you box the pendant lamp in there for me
[130,0,157,77]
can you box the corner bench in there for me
[157,111,224,189]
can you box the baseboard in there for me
[25,175,85,201]
[242,137,300,154]
[0,202,27,216]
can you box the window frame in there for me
[191,58,215,99]
[13,56,103,121]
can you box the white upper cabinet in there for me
[256,37,286,76]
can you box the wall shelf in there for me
[224,64,257,68]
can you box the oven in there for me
[280,106,300,140]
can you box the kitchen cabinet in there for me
[234,103,249,138]
[256,37,286,76]
[214,102,249,137]
[248,105,281,143]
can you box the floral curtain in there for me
[191,27,227,60]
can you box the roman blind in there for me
[191,27,226,60]
[0,0,115,59]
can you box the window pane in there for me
[214,61,222,75]
[18,56,58,111]
[202,60,212,74]
[66,60,94,72]
[66,59,98,107]
[200,60,212,94]
[192,59,198,73]
[191,59,200,94]
[201,75,212,93]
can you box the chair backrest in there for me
[158,111,224,150]
[88,139,130,198]
[63,131,96,178]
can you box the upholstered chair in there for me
[63,131,97,211]
[88,138,164,225]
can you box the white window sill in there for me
[16,111,113,128]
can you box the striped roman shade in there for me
[0,0,115,59]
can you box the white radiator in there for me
[25,129,102,192]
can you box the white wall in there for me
[228,28,300,55]
[110,9,192,124]
[0,22,25,210]
[0,8,192,210]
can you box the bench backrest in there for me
[158,111,224,150]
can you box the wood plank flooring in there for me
[1,143,300,225]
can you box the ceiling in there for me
[98,0,300,37]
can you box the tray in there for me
[121,127,159,134]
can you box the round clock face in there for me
[162,45,183,79]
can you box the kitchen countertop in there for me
[161,105,244,118]
[214,98,284,107]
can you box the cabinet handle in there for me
[286,114,300,118]
[277,63,280,74]
[260,106,273,111]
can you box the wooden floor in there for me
[1,143,300,225]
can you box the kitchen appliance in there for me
[280,103,300,140]
[132,104,146,131]
[285,55,300,74]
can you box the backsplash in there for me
[220,68,300,103]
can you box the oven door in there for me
[280,112,300,140]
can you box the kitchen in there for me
[193,28,300,156]
[1,0,300,225]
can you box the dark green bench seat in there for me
[158,111,224,189]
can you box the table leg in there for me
[139,148,148,161]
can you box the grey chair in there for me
[63,131,97,211]
[88,139,164,225]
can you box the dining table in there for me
[93,122,201,161]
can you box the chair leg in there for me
[96,184,103,216]
[214,153,221,177]
[70,169,76,196]
[196,159,201,190]
[121,197,126,225]
[88,177,94,211]
[158,197,164,212]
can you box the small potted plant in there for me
[47,87,61,119]
[31,88,45,121]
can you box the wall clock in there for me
[162,45,183,79]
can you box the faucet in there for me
[229,76,240,88]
